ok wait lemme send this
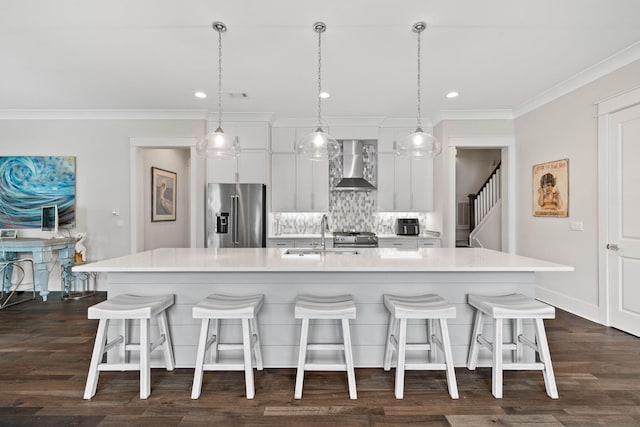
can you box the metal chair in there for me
[0,258,36,309]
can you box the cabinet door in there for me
[267,238,295,248]
[394,156,412,211]
[378,127,413,153]
[410,157,434,211]
[271,127,296,152]
[377,153,396,211]
[296,157,313,211]
[418,238,441,247]
[311,158,329,211]
[237,151,267,183]
[296,157,329,211]
[234,123,268,150]
[207,157,238,184]
[271,153,296,211]
[378,238,418,248]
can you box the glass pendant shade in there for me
[197,21,238,159]
[297,127,340,161]
[396,127,442,158]
[196,126,239,158]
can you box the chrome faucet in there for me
[320,214,329,251]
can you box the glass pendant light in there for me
[296,22,340,161]
[396,22,442,158]
[196,21,239,159]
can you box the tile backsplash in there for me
[271,141,433,236]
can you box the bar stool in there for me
[191,294,264,400]
[294,294,357,400]
[0,258,36,309]
[467,293,558,399]
[84,294,175,400]
[383,294,459,399]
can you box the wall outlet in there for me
[570,221,584,231]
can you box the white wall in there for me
[0,119,205,290]
[515,58,640,322]
[143,148,190,250]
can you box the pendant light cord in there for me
[416,27,422,128]
[317,27,322,127]
[218,28,223,130]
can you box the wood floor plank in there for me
[0,293,639,426]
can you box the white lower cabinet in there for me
[378,238,418,249]
[378,237,441,248]
[267,238,333,249]
[418,238,441,248]
[267,238,294,248]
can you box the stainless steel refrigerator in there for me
[205,183,266,248]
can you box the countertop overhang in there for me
[73,248,573,273]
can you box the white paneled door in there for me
[607,103,640,337]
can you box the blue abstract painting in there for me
[0,156,76,228]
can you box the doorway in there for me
[455,148,502,248]
[129,138,199,254]
[447,136,515,253]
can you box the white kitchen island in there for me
[73,247,572,368]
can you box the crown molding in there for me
[0,109,210,120]
[272,116,387,128]
[513,41,640,118]
[206,112,275,123]
[432,109,514,126]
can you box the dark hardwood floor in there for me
[1,293,639,426]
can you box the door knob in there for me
[606,243,619,251]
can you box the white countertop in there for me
[73,247,572,273]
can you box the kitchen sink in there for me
[283,248,360,256]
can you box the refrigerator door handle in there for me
[232,195,239,246]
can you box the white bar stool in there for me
[0,258,36,309]
[383,294,459,399]
[467,293,558,399]
[191,294,264,400]
[84,294,175,399]
[294,294,357,400]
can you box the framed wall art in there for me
[0,156,76,229]
[151,167,176,222]
[533,158,569,217]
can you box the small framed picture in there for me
[533,158,569,217]
[151,167,177,222]
[0,229,17,238]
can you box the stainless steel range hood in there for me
[334,140,376,191]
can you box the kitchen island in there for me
[73,247,572,368]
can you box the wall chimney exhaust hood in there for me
[334,140,376,191]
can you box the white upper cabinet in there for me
[207,122,268,183]
[271,153,296,211]
[296,157,329,211]
[377,152,433,211]
[271,127,297,152]
[270,126,329,212]
[377,127,412,153]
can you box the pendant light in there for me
[396,22,442,158]
[196,21,239,159]
[296,22,340,161]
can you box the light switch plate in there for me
[570,221,584,231]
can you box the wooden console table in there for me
[0,237,75,302]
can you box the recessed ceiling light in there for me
[446,91,459,99]
[194,91,207,99]
[319,92,330,99]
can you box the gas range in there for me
[333,231,378,248]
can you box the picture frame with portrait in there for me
[151,167,176,222]
[533,158,569,217]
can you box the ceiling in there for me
[2,0,640,123]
